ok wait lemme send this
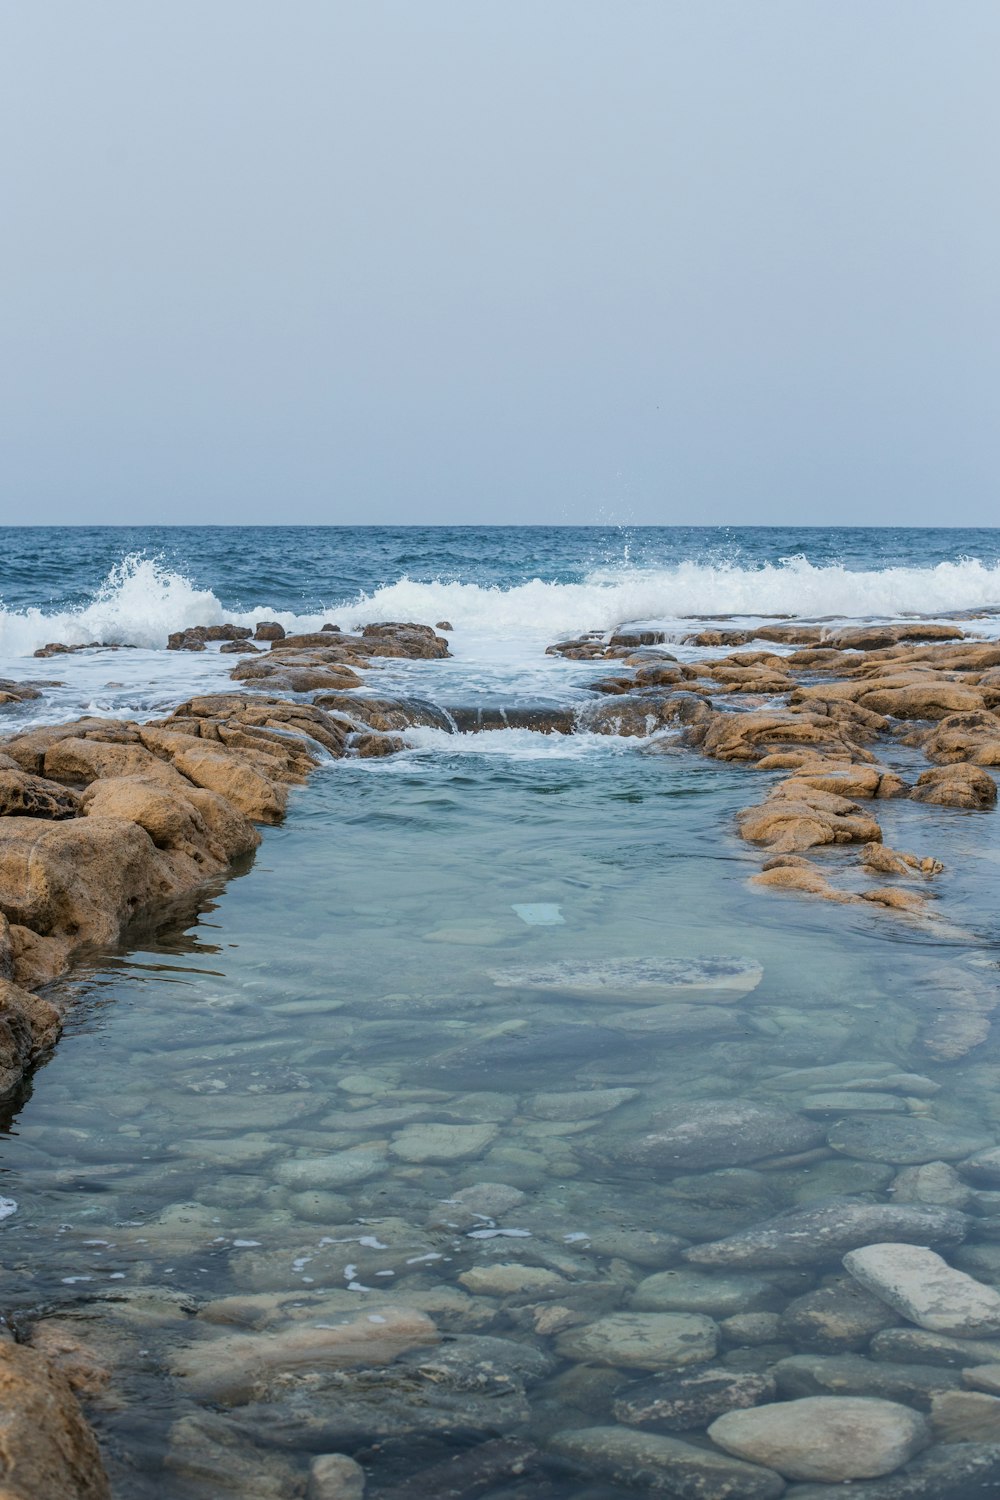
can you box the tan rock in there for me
[860,887,930,914]
[0,769,80,819]
[858,681,985,719]
[81,776,259,872]
[751,866,852,902]
[0,1339,110,1499]
[861,843,943,877]
[0,979,60,1095]
[44,737,186,789]
[738,786,881,852]
[911,763,997,809]
[921,711,1000,766]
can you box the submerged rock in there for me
[613,1365,775,1432]
[828,1116,992,1164]
[708,1395,929,1482]
[491,955,763,1003]
[684,1200,968,1269]
[613,1099,824,1172]
[555,1312,718,1370]
[548,1424,786,1499]
[844,1243,1000,1337]
[784,1441,1000,1499]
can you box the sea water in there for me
[0,526,999,1496]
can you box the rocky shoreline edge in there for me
[1,615,1000,1496]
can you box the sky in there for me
[1,1,997,527]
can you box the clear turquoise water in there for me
[1,526,999,1496]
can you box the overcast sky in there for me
[1,2,997,526]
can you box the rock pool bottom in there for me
[4,742,1000,1499]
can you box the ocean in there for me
[2,525,1000,1497]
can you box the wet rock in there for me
[630,1269,777,1316]
[870,1328,1000,1367]
[799,1092,907,1115]
[254,621,286,641]
[613,1099,824,1173]
[0,1340,110,1499]
[859,682,986,719]
[828,1116,992,1165]
[372,1440,539,1500]
[578,694,702,737]
[861,843,944,877]
[911,763,998,808]
[750,864,853,903]
[555,1312,717,1370]
[458,1265,568,1298]
[738,787,882,853]
[720,1313,784,1346]
[684,1200,968,1269]
[930,1389,1000,1442]
[548,1424,786,1499]
[359,622,450,659]
[772,1353,962,1407]
[575,1227,687,1268]
[0,979,60,1095]
[613,1365,775,1432]
[957,1146,1000,1185]
[273,1148,387,1190]
[452,1182,527,1216]
[529,1088,638,1120]
[785,1441,1000,1500]
[492,956,763,1004]
[390,1122,498,1163]
[168,623,252,650]
[843,1243,1000,1337]
[780,1276,899,1350]
[165,1411,301,1498]
[962,1365,1000,1394]
[0,768,81,819]
[169,1305,439,1404]
[708,1395,928,1481]
[892,1161,973,1210]
[308,1452,365,1500]
[219,638,260,653]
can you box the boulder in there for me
[861,843,943,877]
[555,1312,718,1370]
[858,682,986,720]
[0,979,61,1095]
[911,763,997,809]
[843,1244,1000,1337]
[708,1396,928,1481]
[614,1099,824,1172]
[613,1366,775,1432]
[81,775,260,873]
[0,769,80,820]
[828,1116,991,1165]
[737,786,881,852]
[548,1424,786,1499]
[684,1201,968,1269]
[253,622,286,642]
[0,1339,110,1499]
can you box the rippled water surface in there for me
[2,526,1000,1496]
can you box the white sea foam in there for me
[2,552,1000,660]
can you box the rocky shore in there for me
[2,615,1000,1497]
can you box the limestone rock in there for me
[548,1424,786,1499]
[613,1366,775,1432]
[555,1312,717,1370]
[0,1340,110,1499]
[0,979,60,1095]
[911,763,997,809]
[708,1395,928,1481]
[684,1201,968,1269]
[390,1122,498,1163]
[844,1243,1000,1337]
[616,1099,824,1172]
[828,1116,991,1164]
[0,769,80,820]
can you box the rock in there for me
[307,1453,366,1500]
[828,1116,991,1164]
[930,1389,1000,1443]
[892,1161,973,1210]
[374,1440,538,1500]
[799,1092,908,1115]
[785,1442,1000,1500]
[772,1352,962,1407]
[169,1305,439,1404]
[859,683,986,719]
[862,843,944,877]
[390,1122,498,1163]
[780,1277,899,1350]
[529,1088,638,1120]
[458,1265,567,1298]
[911,763,998,809]
[81,774,260,875]
[738,787,882,853]
[492,956,763,1003]
[843,1243,1000,1337]
[254,621,286,641]
[0,979,60,1095]
[870,1328,1000,1367]
[684,1201,968,1269]
[957,1146,1000,1185]
[613,1366,775,1432]
[555,1312,717,1370]
[451,1182,526,1216]
[751,864,854,903]
[615,1099,824,1172]
[720,1313,784,1346]
[141,732,289,823]
[165,1411,301,1497]
[963,1365,1000,1395]
[708,1395,928,1481]
[359,622,450,659]
[0,1340,110,1499]
[272,1148,387,1190]
[0,769,80,819]
[548,1424,786,1499]
[630,1269,776,1316]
